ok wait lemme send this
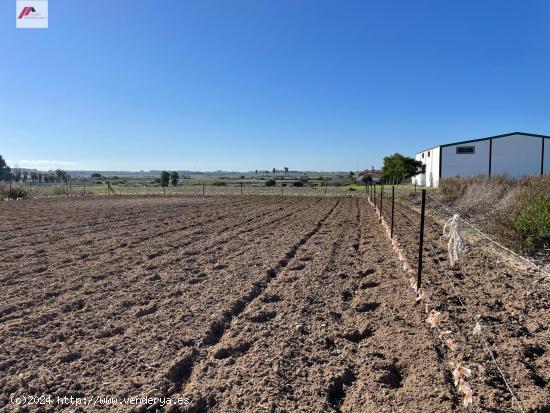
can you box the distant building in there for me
[356,166,381,183]
[413,132,550,187]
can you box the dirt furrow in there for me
[0,196,226,243]
[0,197,306,288]
[0,197,338,411]
[0,197,291,264]
[0,197,317,328]
[169,198,454,412]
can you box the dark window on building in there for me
[421,153,424,158]
[456,146,475,154]
[427,151,430,157]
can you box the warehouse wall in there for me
[441,139,490,178]
[415,133,547,187]
[544,138,550,174]
[413,147,440,187]
[491,134,541,177]
[413,153,424,185]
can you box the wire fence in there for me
[364,182,537,411]
[14,181,370,199]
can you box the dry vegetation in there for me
[434,175,550,257]
[0,183,29,200]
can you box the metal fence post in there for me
[202,183,205,195]
[281,184,283,196]
[240,182,243,195]
[417,189,426,290]
[379,185,383,222]
[325,181,327,196]
[391,186,395,238]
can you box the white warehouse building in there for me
[412,132,550,187]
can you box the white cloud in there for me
[17,160,78,170]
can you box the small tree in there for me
[265,179,277,187]
[170,171,179,187]
[91,173,102,178]
[0,155,10,181]
[160,171,170,194]
[381,153,424,183]
[55,169,68,183]
[14,169,21,183]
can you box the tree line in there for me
[0,154,70,184]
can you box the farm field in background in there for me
[21,182,379,197]
[0,195,547,412]
[11,172,425,199]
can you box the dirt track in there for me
[0,196,548,412]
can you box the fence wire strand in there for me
[365,185,528,412]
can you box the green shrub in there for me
[265,179,276,187]
[212,181,227,186]
[512,194,550,250]
[505,176,550,251]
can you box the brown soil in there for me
[0,196,547,412]
[380,199,549,413]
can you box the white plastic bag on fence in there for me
[443,214,468,268]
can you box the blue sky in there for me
[1,0,550,171]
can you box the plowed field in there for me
[0,196,547,412]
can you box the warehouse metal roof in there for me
[416,132,550,155]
